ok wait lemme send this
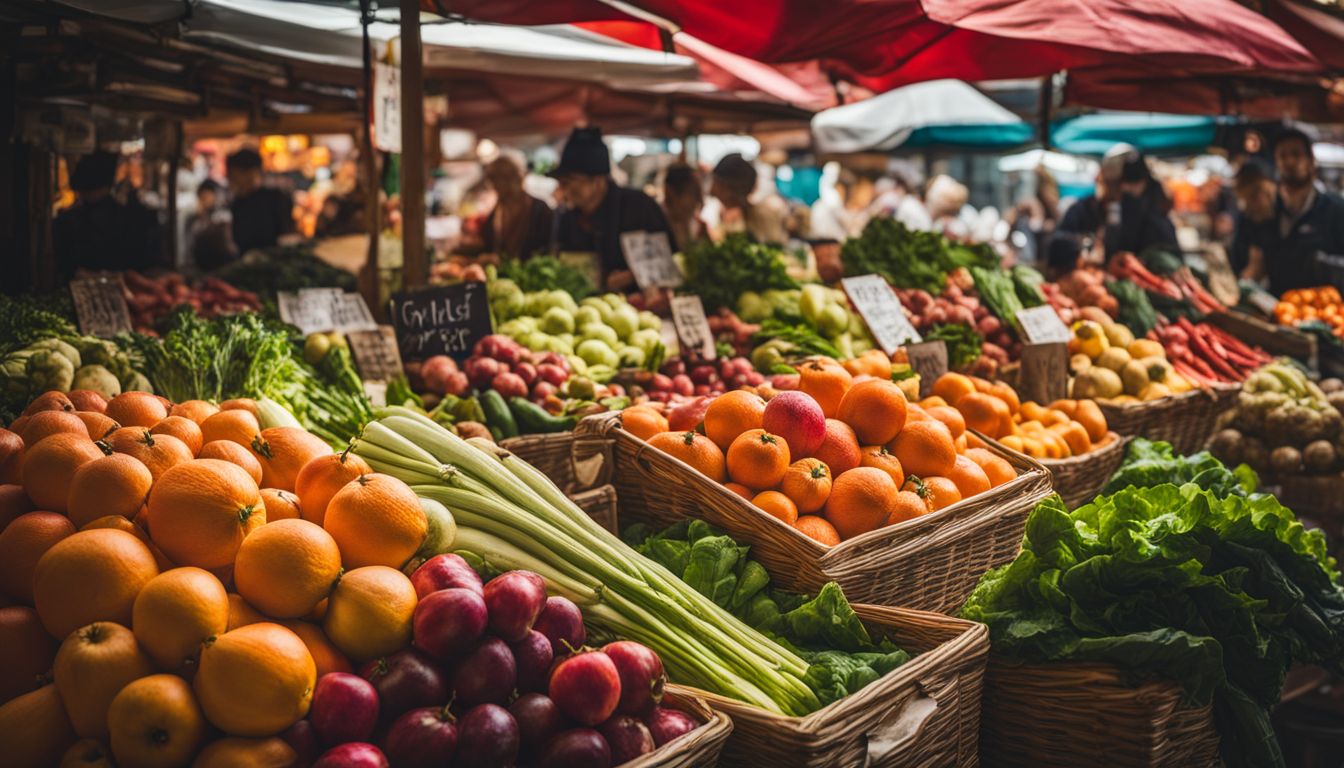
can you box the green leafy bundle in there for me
[840,218,998,295]
[971,266,1028,333]
[625,520,910,707]
[1106,279,1161,337]
[1010,264,1047,308]
[926,323,984,369]
[0,293,79,355]
[498,256,595,300]
[961,443,1344,768]
[680,234,799,312]
[1102,438,1258,498]
[211,244,357,301]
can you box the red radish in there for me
[762,391,826,458]
[539,729,611,768]
[509,693,564,760]
[482,570,546,641]
[449,637,517,706]
[360,649,448,723]
[420,356,458,394]
[603,641,665,715]
[413,587,489,660]
[384,706,458,768]
[533,596,586,656]
[531,381,558,401]
[509,629,555,693]
[410,553,484,598]
[549,651,621,726]
[444,371,470,397]
[455,704,520,768]
[536,364,569,387]
[281,719,321,765]
[313,742,389,768]
[600,716,655,763]
[513,362,538,387]
[490,372,528,399]
[310,672,380,746]
[533,352,569,373]
[465,357,502,389]
[644,707,698,746]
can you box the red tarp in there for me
[1261,0,1344,72]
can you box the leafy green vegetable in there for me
[1010,265,1047,308]
[211,245,356,302]
[1107,279,1160,337]
[926,323,984,370]
[1102,438,1257,498]
[680,235,798,312]
[498,256,595,300]
[971,266,1028,333]
[0,294,79,356]
[840,218,998,294]
[624,519,911,707]
[752,319,841,360]
[962,458,1344,768]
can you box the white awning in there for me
[811,79,1021,153]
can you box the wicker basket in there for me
[499,431,576,492]
[627,690,733,768]
[569,484,619,533]
[1097,384,1239,455]
[980,661,1219,767]
[571,412,1052,613]
[1039,432,1129,509]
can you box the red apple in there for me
[384,706,458,768]
[310,673,379,746]
[360,649,448,724]
[420,355,458,395]
[762,390,826,457]
[410,553,483,599]
[491,372,528,399]
[482,571,546,641]
[313,742,388,768]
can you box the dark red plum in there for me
[509,630,554,693]
[599,716,655,763]
[410,553,484,598]
[539,729,611,768]
[508,693,564,760]
[455,704,520,768]
[359,649,448,723]
[309,672,379,746]
[384,706,458,768]
[532,596,586,656]
[312,742,389,768]
[603,641,665,715]
[281,718,320,766]
[413,587,488,660]
[548,651,621,726]
[643,707,699,747]
[449,637,516,706]
[482,570,546,641]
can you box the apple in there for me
[384,706,458,768]
[513,362,538,387]
[491,372,528,399]
[420,356,458,395]
[464,357,502,389]
[444,371,470,397]
[531,381,558,401]
[410,553,483,598]
[360,649,448,724]
[762,391,826,458]
[313,742,388,768]
[413,588,489,661]
[281,719,321,765]
[310,673,379,746]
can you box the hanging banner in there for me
[373,61,401,153]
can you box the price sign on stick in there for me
[1017,342,1070,406]
[1015,305,1071,344]
[70,276,132,338]
[389,281,492,362]
[670,294,716,360]
[621,231,683,289]
[841,274,921,355]
[346,326,404,382]
[277,290,335,335]
[330,292,378,333]
[906,340,949,398]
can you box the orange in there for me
[726,429,791,490]
[904,404,931,423]
[835,379,908,445]
[887,490,928,526]
[235,519,342,620]
[0,428,23,484]
[195,622,315,737]
[798,359,853,418]
[907,476,961,512]
[199,409,261,448]
[925,405,966,439]
[813,419,861,475]
[23,391,76,416]
[249,427,331,492]
[104,428,193,481]
[1040,409,1070,427]
[33,529,159,640]
[751,490,798,526]
[919,395,950,409]
[1049,399,1080,419]
[66,390,107,414]
[324,473,427,569]
[956,392,1010,439]
[146,459,265,570]
[778,458,831,515]
[990,383,1020,415]
[1073,399,1108,443]
[260,488,301,521]
[0,511,77,603]
[226,594,267,631]
[888,420,957,479]
[1019,401,1049,423]
[859,445,905,489]
[621,406,669,442]
[971,376,995,394]
[281,621,351,679]
[323,566,416,662]
[293,451,371,527]
[18,410,89,448]
[793,515,841,546]
[218,399,259,416]
[723,482,753,500]
[931,373,976,405]
[647,431,726,482]
[0,684,76,767]
[965,448,1015,487]
[1051,421,1093,456]
[964,431,988,450]
[77,515,173,572]
[107,674,206,768]
[53,622,154,738]
[703,391,767,450]
[168,400,220,425]
[61,739,115,767]
[947,455,992,499]
[150,416,204,457]
[67,454,153,529]
[105,393,168,429]
[824,467,898,541]
[21,432,105,513]
[132,567,229,672]
[191,736,297,768]
[0,606,57,706]
[199,440,264,486]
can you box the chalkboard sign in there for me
[1015,305,1071,344]
[70,276,132,338]
[621,231,682,289]
[1017,342,1070,405]
[347,325,404,382]
[389,282,492,362]
[905,340,948,398]
[670,294,716,360]
[841,274,921,355]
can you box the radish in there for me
[549,651,621,726]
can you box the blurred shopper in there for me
[53,151,155,280]
[186,179,237,271]
[552,126,675,292]
[1058,144,1177,259]
[481,149,553,262]
[872,173,932,231]
[926,174,975,239]
[1262,128,1344,293]
[1229,161,1276,283]
[226,148,295,256]
[810,168,875,241]
[661,162,706,250]
[709,153,787,245]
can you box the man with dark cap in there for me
[709,153,786,245]
[1261,127,1344,293]
[53,151,152,281]
[1058,143,1177,260]
[226,147,295,257]
[552,126,675,291]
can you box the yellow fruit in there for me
[132,568,230,671]
[323,566,416,662]
[234,519,342,620]
[53,622,154,738]
[195,623,315,737]
[107,674,206,768]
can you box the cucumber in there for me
[479,389,519,439]
[507,396,577,435]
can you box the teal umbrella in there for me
[1050,113,1223,156]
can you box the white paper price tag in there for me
[670,295,716,360]
[1015,305,1071,344]
[277,290,335,335]
[373,61,401,153]
[621,231,682,290]
[841,274,920,355]
[330,292,378,333]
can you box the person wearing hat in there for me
[552,127,676,292]
[53,151,156,281]
[1058,143,1177,260]
[226,147,296,258]
[1261,127,1344,293]
[709,153,787,245]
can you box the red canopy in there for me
[1260,0,1344,72]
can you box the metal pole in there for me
[359,0,382,317]
[1038,76,1053,152]
[399,0,427,288]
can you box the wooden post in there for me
[166,121,181,269]
[399,0,427,288]
[359,0,381,318]
[1038,76,1053,152]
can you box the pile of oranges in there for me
[624,357,1017,547]
[927,373,1111,460]
[1274,286,1344,340]
[0,389,431,767]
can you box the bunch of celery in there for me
[352,407,822,715]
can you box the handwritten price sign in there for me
[841,274,920,355]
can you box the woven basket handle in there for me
[861,686,940,764]
[571,412,619,490]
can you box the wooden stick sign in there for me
[1017,342,1070,405]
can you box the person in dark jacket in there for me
[1059,143,1178,260]
[226,148,295,256]
[53,151,156,281]
[481,151,553,261]
[1262,128,1344,294]
[1229,161,1276,283]
[552,127,676,292]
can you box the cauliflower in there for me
[28,338,81,369]
[122,372,153,394]
[27,349,75,392]
[72,364,121,399]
